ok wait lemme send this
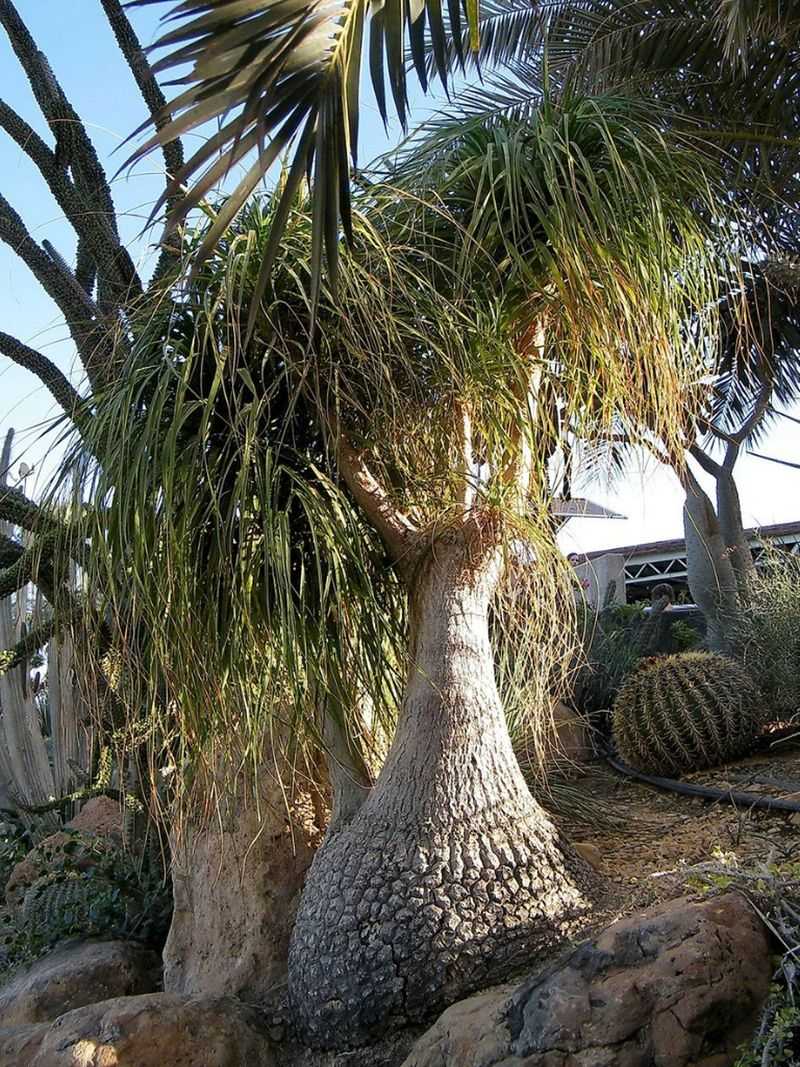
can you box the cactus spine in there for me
[612,651,761,775]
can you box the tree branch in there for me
[688,442,722,478]
[454,399,476,511]
[0,98,130,298]
[0,486,54,534]
[0,331,84,418]
[99,0,185,262]
[75,239,96,297]
[723,378,773,466]
[0,192,124,390]
[0,0,141,306]
[768,403,800,426]
[0,534,23,568]
[0,194,95,318]
[493,321,544,503]
[0,535,58,600]
[0,192,98,330]
[0,617,54,674]
[334,431,417,564]
[747,449,800,470]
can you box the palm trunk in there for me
[163,745,326,1003]
[683,471,738,653]
[715,467,755,594]
[288,524,594,1048]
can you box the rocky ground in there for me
[2,744,798,1065]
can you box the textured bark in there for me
[683,472,738,653]
[288,526,595,1048]
[163,748,326,1003]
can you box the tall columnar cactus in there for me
[0,429,94,824]
[612,651,761,775]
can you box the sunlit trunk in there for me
[716,467,755,595]
[322,706,373,835]
[288,523,594,1048]
[163,746,325,1002]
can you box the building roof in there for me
[551,497,626,520]
[586,519,800,561]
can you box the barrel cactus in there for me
[21,871,119,939]
[612,651,761,775]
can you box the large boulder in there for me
[0,940,160,1026]
[0,993,276,1067]
[403,892,771,1067]
[0,1024,43,1064]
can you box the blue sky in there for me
[1,1,798,553]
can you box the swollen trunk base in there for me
[289,795,591,1047]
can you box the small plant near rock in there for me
[679,854,800,1067]
[612,650,762,774]
[0,830,171,976]
[0,813,35,904]
[735,983,800,1067]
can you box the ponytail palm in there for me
[93,87,737,1042]
[289,96,730,1045]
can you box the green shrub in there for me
[612,651,762,774]
[571,602,647,715]
[669,619,701,652]
[0,815,33,904]
[732,551,800,720]
[571,595,700,716]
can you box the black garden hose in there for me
[605,753,800,814]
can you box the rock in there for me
[66,797,125,839]
[0,1023,43,1064]
[400,987,513,1067]
[573,842,603,870]
[403,892,771,1067]
[289,1030,422,1067]
[0,940,160,1026]
[0,993,276,1067]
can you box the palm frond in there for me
[126,0,475,304]
[717,0,800,64]
[709,255,800,445]
[432,0,800,229]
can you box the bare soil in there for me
[542,737,800,917]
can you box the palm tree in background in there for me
[132,0,800,292]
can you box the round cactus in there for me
[22,872,116,935]
[612,651,762,775]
